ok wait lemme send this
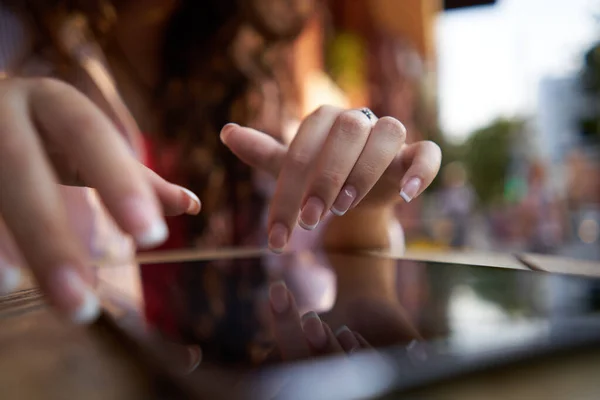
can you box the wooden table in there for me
[1,249,599,399]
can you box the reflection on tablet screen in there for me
[99,251,600,399]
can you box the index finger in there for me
[267,106,342,252]
[29,79,168,248]
[269,281,311,361]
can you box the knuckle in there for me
[421,140,442,164]
[311,104,339,119]
[337,111,371,138]
[286,150,312,170]
[316,169,346,190]
[348,161,381,191]
[355,161,380,182]
[377,117,407,140]
[422,140,441,152]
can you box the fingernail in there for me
[186,346,202,374]
[177,186,201,215]
[50,267,100,324]
[335,325,352,336]
[0,264,21,296]
[268,223,288,253]
[124,198,169,249]
[269,280,289,314]
[73,287,101,324]
[331,185,357,216]
[137,220,169,249]
[299,197,325,230]
[400,177,422,203]
[302,311,327,349]
[348,347,359,355]
[220,123,239,143]
[336,325,360,353]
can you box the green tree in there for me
[462,118,523,206]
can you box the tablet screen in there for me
[98,251,600,398]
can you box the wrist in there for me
[322,205,398,251]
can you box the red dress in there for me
[139,137,187,339]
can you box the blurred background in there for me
[290,0,600,260]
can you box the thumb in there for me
[142,166,201,216]
[220,124,287,176]
[391,141,442,203]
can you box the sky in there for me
[436,0,600,142]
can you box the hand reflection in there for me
[155,342,203,375]
[268,281,372,362]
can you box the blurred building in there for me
[535,75,600,260]
[536,76,597,165]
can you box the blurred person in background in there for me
[561,150,600,260]
[0,0,441,331]
[565,150,600,209]
[517,161,564,254]
[436,162,476,249]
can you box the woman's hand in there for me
[255,281,376,399]
[267,281,366,360]
[0,78,200,323]
[220,105,441,252]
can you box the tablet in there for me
[97,251,600,399]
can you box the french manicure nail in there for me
[302,311,327,349]
[137,219,169,249]
[186,346,202,373]
[0,264,21,296]
[331,185,357,216]
[269,281,289,314]
[72,286,101,324]
[268,223,288,253]
[336,325,360,353]
[335,325,352,337]
[123,198,169,249]
[220,123,239,142]
[299,197,325,230]
[50,267,100,324]
[400,177,422,203]
[177,186,201,215]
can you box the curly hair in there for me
[5,0,315,245]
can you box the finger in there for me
[162,343,202,375]
[335,325,360,354]
[0,218,23,295]
[0,87,99,322]
[395,141,442,203]
[185,345,202,374]
[353,331,373,349]
[53,161,203,217]
[142,166,201,216]
[301,312,344,354]
[323,322,345,353]
[269,281,311,360]
[219,123,287,176]
[29,79,168,249]
[330,117,406,215]
[298,109,373,230]
[267,105,343,252]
